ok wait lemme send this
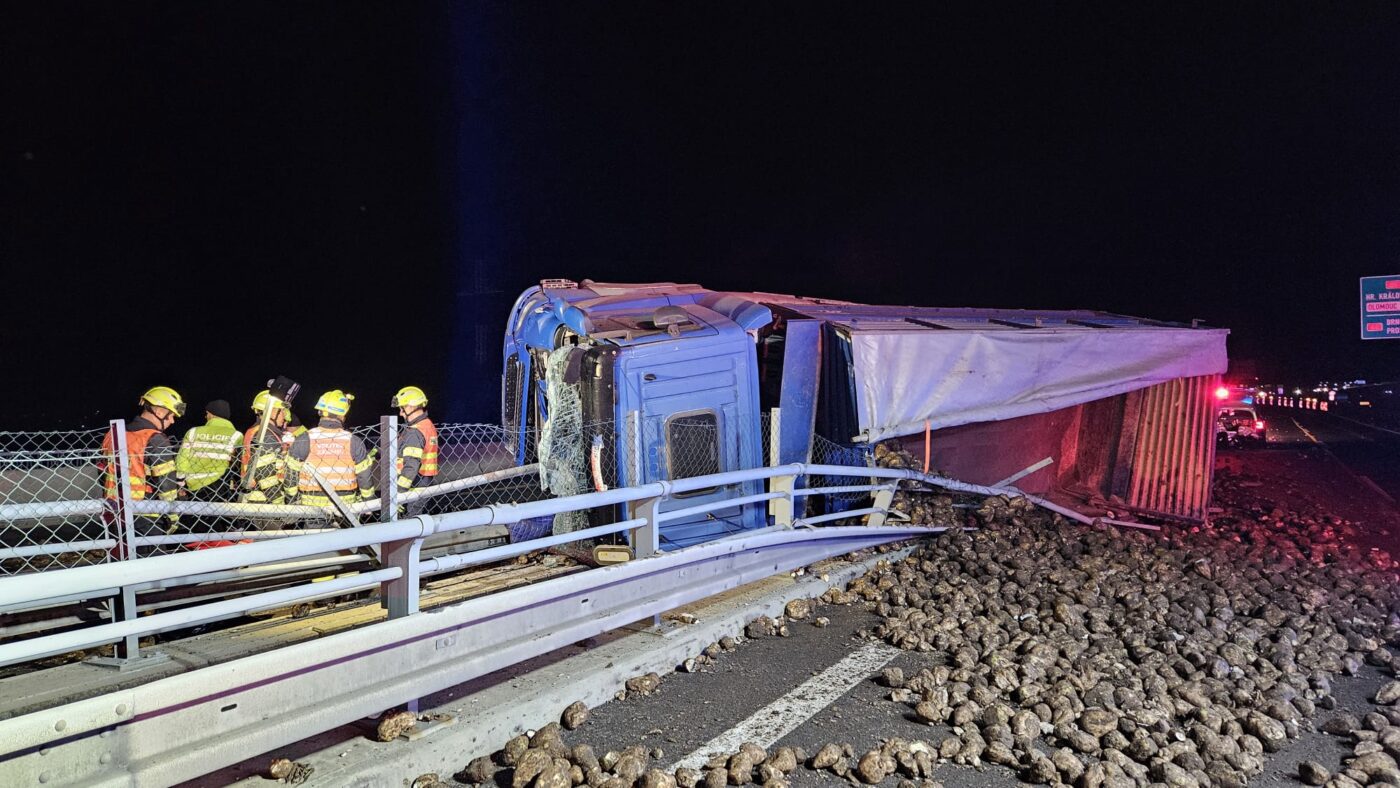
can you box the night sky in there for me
[6,4,1400,432]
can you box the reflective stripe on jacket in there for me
[99,417,177,502]
[176,418,239,491]
[285,418,375,504]
[396,416,439,489]
[297,427,359,492]
[242,423,289,502]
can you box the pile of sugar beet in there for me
[445,447,1400,788]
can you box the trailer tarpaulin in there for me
[849,327,1229,442]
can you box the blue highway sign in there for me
[1361,275,1400,339]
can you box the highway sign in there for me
[1361,275,1400,339]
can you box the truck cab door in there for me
[622,350,763,548]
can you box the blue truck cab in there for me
[502,281,776,548]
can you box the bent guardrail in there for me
[0,448,1123,670]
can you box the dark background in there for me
[5,4,1400,431]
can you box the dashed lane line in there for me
[1292,418,1319,444]
[669,642,902,773]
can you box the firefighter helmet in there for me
[391,386,428,409]
[314,389,354,417]
[251,389,290,415]
[139,386,187,417]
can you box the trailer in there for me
[503,279,1229,540]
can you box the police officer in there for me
[175,399,240,501]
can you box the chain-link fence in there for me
[810,432,877,515]
[0,428,114,575]
[0,412,879,576]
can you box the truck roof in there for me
[527,280,1214,339]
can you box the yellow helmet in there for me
[315,389,354,417]
[139,386,187,417]
[252,389,290,415]
[391,386,428,409]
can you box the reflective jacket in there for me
[396,415,439,491]
[285,418,375,505]
[99,416,178,503]
[241,422,289,503]
[175,417,239,492]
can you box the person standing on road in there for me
[99,386,187,539]
[390,386,439,514]
[284,390,376,509]
[175,400,240,502]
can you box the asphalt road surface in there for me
[543,416,1400,788]
[1257,405,1400,504]
[557,591,1390,788]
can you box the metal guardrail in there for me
[0,461,951,669]
[0,448,1153,786]
[0,523,941,787]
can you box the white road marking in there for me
[669,642,901,773]
[1292,418,1319,444]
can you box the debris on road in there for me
[873,444,959,528]
[783,598,813,621]
[562,701,590,730]
[267,757,315,784]
[374,710,417,742]
[450,452,1400,787]
[841,468,1400,785]
[625,672,662,698]
[744,616,777,638]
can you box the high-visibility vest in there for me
[100,427,159,501]
[176,418,240,491]
[397,418,439,478]
[242,424,288,474]
[298,427,359,492]
[240,426,258,475]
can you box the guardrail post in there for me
[111,419,140,660]
[628,492,663,559]
[865,486,896,527]
[89,419,171,670]
[379,415,399,522]
[380,534,422,619]
[770,472,797,528]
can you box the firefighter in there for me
[284,390,375,508]
[175,400,240,501]
[99,386,186,537]
[391,386,439,493]
[241,390,291,504]
[286,411,308,441]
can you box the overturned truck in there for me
[502,280,1229,547]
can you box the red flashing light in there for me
[1255,420,1265,429]
[1214,386,1230,400]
